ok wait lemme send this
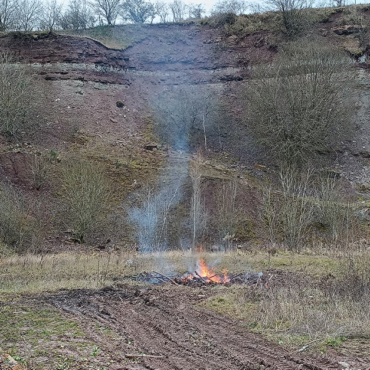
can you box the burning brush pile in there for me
[129,258,263,286]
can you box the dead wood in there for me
[152,271,179,285]
[194,271,207,283]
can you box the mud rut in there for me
[47,285,345,370]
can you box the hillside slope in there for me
[1,9,370,248]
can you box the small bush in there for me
[60,159,112,243]
[267,0,313,37]
[245,41,355,168]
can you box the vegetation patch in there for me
[202,265,370,354]
[0,302,93,369]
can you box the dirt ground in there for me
[42,284,367,370]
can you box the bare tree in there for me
[60,0,95,29]
[267,0,312,36]
[90,0,120,25]
[212,0,247,15]
[334,0,344,6]
[0,0,17,31]
[155,1,169,22]
[188,3,205,19]
[14,0,42,31]
[39,0,62,31]
[245,41,354,167]
[169,0,187,22]
[120,0,156,23]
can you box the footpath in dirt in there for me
[47,285,357,370]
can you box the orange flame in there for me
[183,258,229,283]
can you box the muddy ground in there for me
[40,284,367,370]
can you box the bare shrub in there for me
[30,155,49,191]
[0,186,42,252]
[278,169,315,251]
[245,41,354,168]
[152,87,218,151]
[211,0,248,15]
[267,0,313,36]
[0,52,36,139]
[331,252,370,302]
[261,185,281,245]
[215,178,239,249]
[129,186,171,251]
[261,168,315,251]
[60,159,112,243]
[261,169,359,251]
[128,162,187,252]
[315,177,358,246]
[190,153,207,248]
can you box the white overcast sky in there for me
[55,0,259,14]
[55,0,361,16]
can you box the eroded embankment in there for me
[0,26,275,85]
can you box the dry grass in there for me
[204,249,370,351]
[205,282,370,350]
[2,248,370,356]
[0,249,343,295]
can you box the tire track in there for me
[48,287,348,370]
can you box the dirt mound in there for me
[47,285,349,370]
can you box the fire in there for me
[183,258,230,284]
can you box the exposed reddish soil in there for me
[0,33,127,68]
[47,285,366,370]
[0,25,276,86]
